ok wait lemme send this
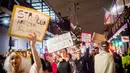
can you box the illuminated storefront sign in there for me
[111,14,124,34]
[108,14,126,40]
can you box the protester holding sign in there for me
[47,32,73,53]
[5,5,49,73]
[8,5,50,42]
[4,33,42,73]
[28,33,42,73]
[4,49,31,73]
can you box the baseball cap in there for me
[76,49,81,53]
[101,41,109,47]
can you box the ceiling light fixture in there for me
[2,18,9,26]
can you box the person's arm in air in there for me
[28,33,42,72]
[83,48,89,62]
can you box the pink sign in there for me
[81,32,92,43]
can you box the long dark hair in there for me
[64,48,68,53]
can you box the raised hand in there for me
[28,33,36,48]
[27,33,41,73]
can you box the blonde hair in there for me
[4,52,31,73]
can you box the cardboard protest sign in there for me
[81,32,92,43]
[8,5,50,42]
[46,32,73,53]
[92,32,106,44]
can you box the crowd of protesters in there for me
[0,33,130,73]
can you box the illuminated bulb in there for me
[2,19,9,25]
[119,42,122,46]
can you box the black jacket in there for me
[74,49,89,73]
[57,59,71,73]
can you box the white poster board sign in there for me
[47,32,73,53]
[81,32,92,43]
[8,5,50,42]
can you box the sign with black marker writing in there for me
[8,5,50,42]
[81,32,92,43]
[46,32,73,53]
[92,32,106,44]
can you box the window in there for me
[30,0,60,22]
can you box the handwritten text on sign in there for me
[81,32,92,43]
[8,5,50,42]
[47,32,73,53]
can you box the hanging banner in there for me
[8,5,50,42]
[121,36,129,42]
[81,32,92,43]
[46,32,73,53]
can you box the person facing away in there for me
[113,52,123,73]
[94,41,115,73]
